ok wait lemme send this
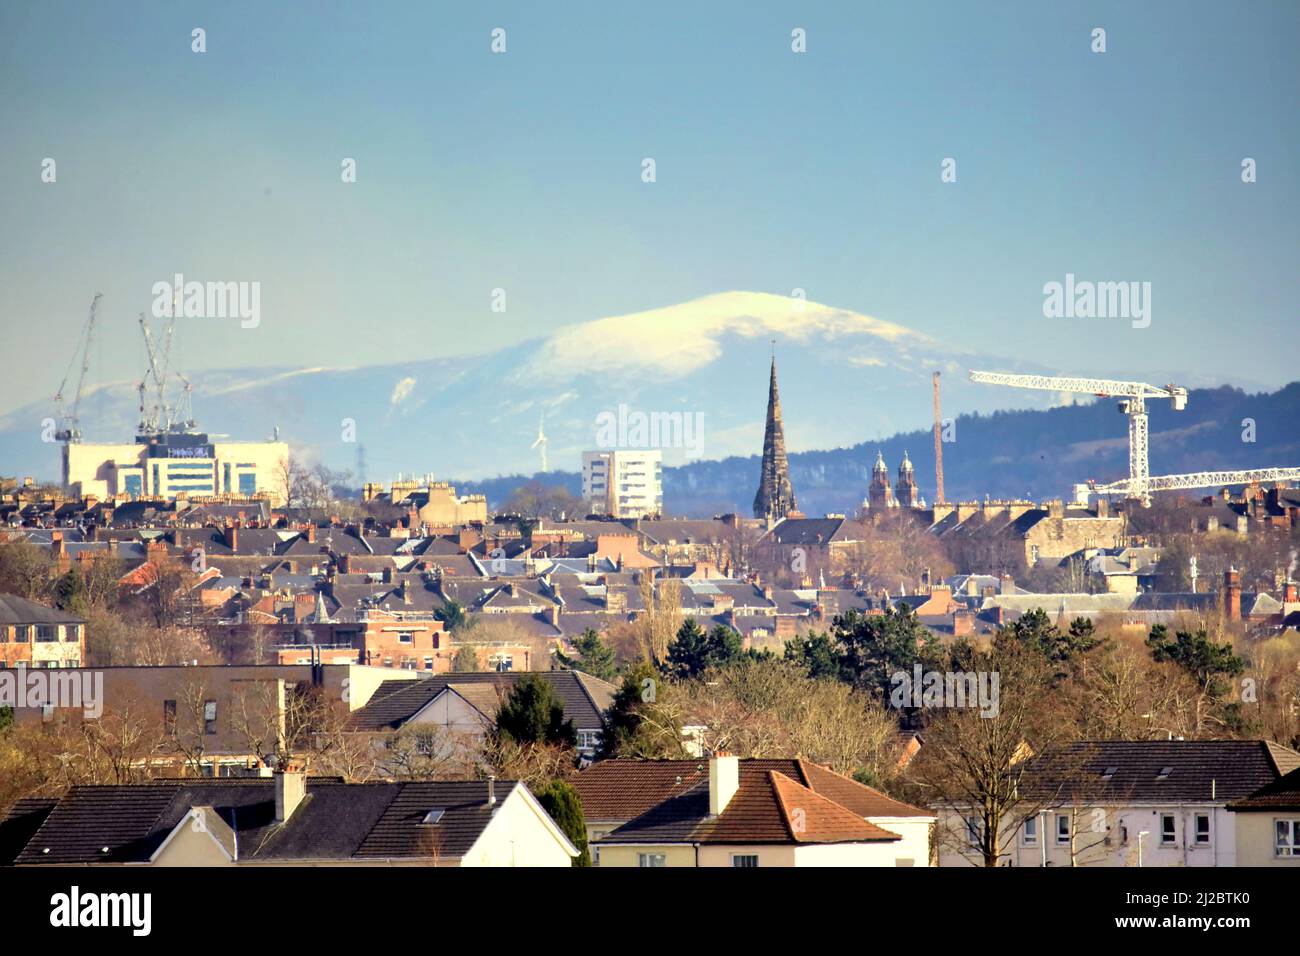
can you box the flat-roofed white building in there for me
[63,432,289,504]
[582,449,663,518]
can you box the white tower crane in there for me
[53,293,103,443]
[1088,467,1300,500]
[968,370,1189,506]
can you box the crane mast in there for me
[54,293,103,443]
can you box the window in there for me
[421,809,446,825]
[577,730,603,753]
[1194,814,1210,845]
[65,624,80,643]
[36,625,58,643]
[1156,766,1174,781]
[1022,816,1039,847]
[965,815,982,846]
[731,854,759,868]
[14,626,28,643]
[397,632,413,644]
[638,853,667,868]
[203,700,218,735]
[1161,814,1176,845]
[1056,814,1071,846]
[1119,823,1129,845]
[1275,820,1300,857]
[238,473,257,495]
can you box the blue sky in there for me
[1,0,1297,417]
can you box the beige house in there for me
[935,740,1300,867]
[3,773,578,867]
[1228,766,1300,867]
[582,755,933,867]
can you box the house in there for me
[0,594,86,668]
[349,669,617,758]
[582,754,933,867]
[5,663,418,777]
[934,739,1300,867]
[0,771,577,867]
[1227,765,1300,867]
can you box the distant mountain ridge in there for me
[0,292,1289,512]
[455,382,1300,517]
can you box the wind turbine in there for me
[531,412,549,473]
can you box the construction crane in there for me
[931,371,945,504]
[53,293,103,443]
[137,310,194,435]
[968,370,1189,505]
[1087,467,1300,500]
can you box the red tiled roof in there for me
[571,757,928,823]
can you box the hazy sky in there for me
[2,0,1297,417]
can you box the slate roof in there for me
[1227,766,1300,810]
[1014,740,1300,804]
[3,778,530,864]
[0,594,84,626]
[350,670,616,733]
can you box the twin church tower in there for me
[752,355,921,522]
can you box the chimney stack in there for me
[225,523,239,552]
[709,752,739,816]
[274,767,306,822]
[1224,568,1241,621]
[486,774,497,807]
[1284,580,1298,604]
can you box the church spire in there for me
[753,353,797,521]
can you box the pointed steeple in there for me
[753,353,797,520]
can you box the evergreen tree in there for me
[535,779,591,867]
[664,618,742,680]
[830,605,939,699]
[784,630,845,681]
[1004,608,1099,664]
[435,599,469,633]
[53,566,88,616]
[496,673,576,747]
[556,628,618,681]
[600,660,683,759]
[1146,625,1245,696]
